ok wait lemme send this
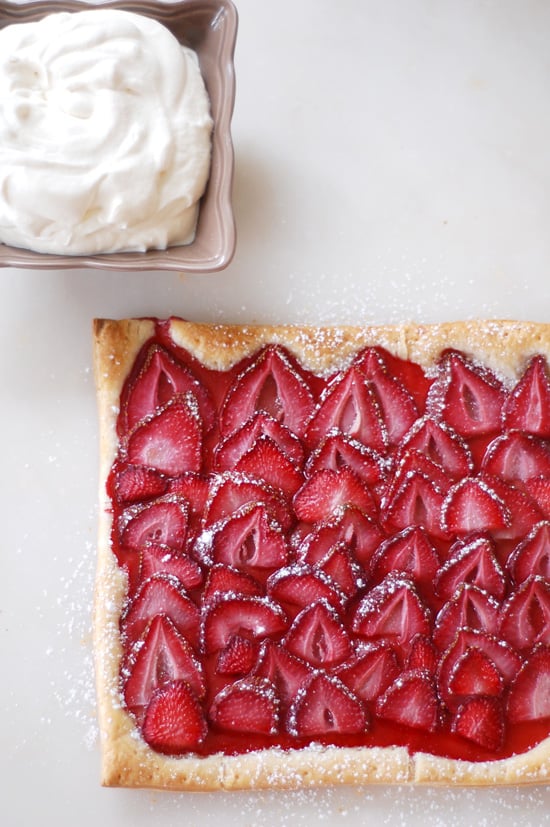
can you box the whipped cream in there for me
[0,9,212,255]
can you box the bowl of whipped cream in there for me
[0,0,237,271]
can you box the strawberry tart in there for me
[93,318,550,789]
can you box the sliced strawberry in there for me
[112,464,168,504]
[305,366,387,453]
[305,432,386,488]
[438,629,522,702]
[481,431,550,482]
[121,573,200,646]
[352,573,431,650]
[369,526,439,587]
[198,502,288,570]
[121,343,215,434]
[254,640,312,710]
[353,351,418,444]
[235,435,304,497]
[353,346,432,411]
[499,576,550,651]
[479,474,543,540]
[448,647,503,698]
[382,471,446,539]
[140,544,203,591]
[507,645,550,723]
[406,634,438,673]
[434,534,507,601]
[214,411,305,471]
[317,543,362,598]
[267,563,345,610]
[203,472,293,530]
[502,355,550,437]
[220,345,315,439]
[385,449,452,504]
[216,634,258,676]
[433,350,506,437]
[375,669,440,732]
[142,680,207,754]
[440,477,510,536]
[508,521,550,584]
[119,496,189,552]
[293,468,377,524]
[433,584,501,652]
[525,478,550,519]
[123,615,205,715]
[284,599,353,668]
[337,642,400,702]
[288,672,367,737]
[202,564,263,603]
[397,417,473,480]
[451,696,504,752]
[126,396,203,476]
[201,595,287,654]
[296,506,385,570]
[209,677,279,735]
[167,473,209,519]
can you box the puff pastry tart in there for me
[93,318,550,790]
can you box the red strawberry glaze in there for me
[107,323,550,763]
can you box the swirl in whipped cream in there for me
[0,9,212,255]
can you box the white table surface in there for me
[2,1,550,825]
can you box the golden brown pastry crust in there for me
[93,318,550,790]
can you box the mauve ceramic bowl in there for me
[0,0,237,272]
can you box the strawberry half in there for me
[284,599,353,668]
[438,629,522,703]
[112,464,168,504]
[296,506,385,570]
[267,563,346,610]
[448,647,504,698]
[123,615,205,716]
[397,417,473,480]
[433,584,501,652]
[201,564,263,603]
[479,474,543,541]
[433,350,506,437]
[481,431,550,483]
[375,669,440,733]
[220,345,315,439]
[382,471,446,539]
[369,526,440,587]
[121,573,200,646]
[216,634,258,676]
[507,645,550,723]
[352,573,431,651]
[293,468,377,524]
[353,350,419,444]
[141,680,207,754]
[209,677,279,735]
[305,432,386,488]
[235,435,304,497]
[288,672,368,737]
[507,521,550,584]
[502,354,550,437]
[440,478,510,536]
[434,534,507,601]
[198,502,288,570]
[119,496,189,552]
[499,576,550,651]
[254,640,312,711]
[203,472,293,530]
[305,366,387,453]
[337,642,400,702]
[451,696,505,752]
[126,396,203,476]
[214,411,305,471]
[201,595,287,654]
[121,344,215,435]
